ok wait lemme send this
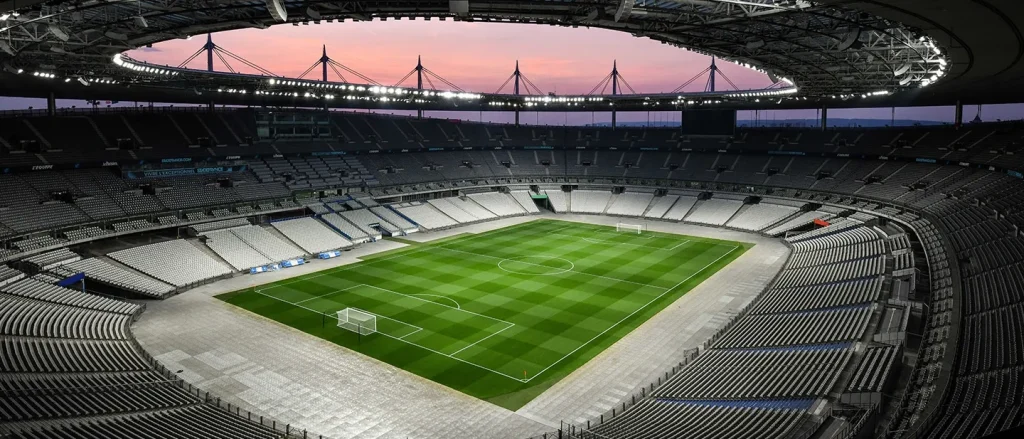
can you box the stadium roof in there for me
[0,0,1020,110]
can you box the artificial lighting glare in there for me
[104,43,946,104]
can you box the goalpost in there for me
[337,308,377,335]
[616,223,646,234]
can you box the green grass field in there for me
[217,219,749,409]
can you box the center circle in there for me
[497,256,575,275]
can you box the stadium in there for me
[0,0,1023,438]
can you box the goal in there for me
[616,223,645,234]
[337,308,377,335]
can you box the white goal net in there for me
[337,308,377,335]
[616,223,645,234]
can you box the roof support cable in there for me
[328,63,349,83]
[213,50,235,74]
[617,74,637,94]
[328,60,379,85]
[587,73,614,95]
[520,74,545,95]
[393,68,417,88]
[176,47,207,69]
[422,67,463,91]
[716,69,741,91]
[215,46,277,77]
[494,73,516,94]
[671,66,713,93]
[296,60,321,80]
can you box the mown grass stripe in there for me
[218,218,748,409]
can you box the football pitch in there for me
[217,219,749,409]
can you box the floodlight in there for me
[837,29,862,51]
[614,0,636,22]
[105,30,128,41]
[266,0,288,22]
[48,23,70,42]
[77,77,90,86]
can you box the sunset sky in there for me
[3,20,1019,123]
[133,20,774,95]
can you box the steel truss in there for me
[0,1,947,99]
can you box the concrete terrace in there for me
[133,214,790,439]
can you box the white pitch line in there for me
[410,293,462,309]
[580,236,669,249]
[370,327,527,383]
[449,322,516,357]
[248,221,738,384]
[667,239,692,251]
[398,327,423,340]
[436,246,667,290]
[255,219,577,293]
[256,219,554,293]
[522,245,740,383]
[570,235,690,251]
[358,284,513,325]
[543,224,578,235]
[341,306,425,335]
[256,245,436,293]
[293,284,361,304]
[251,289,527,383]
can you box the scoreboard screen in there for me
[682,109,737,135]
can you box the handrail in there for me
[0,163,971,439]
[542,182,950,439]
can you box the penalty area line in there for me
[250,289,528,383]
[293,284,362,305]
[567,234,690,251]
[409,293,462,309]
[449,322,516,357]
[254,245,436,293]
